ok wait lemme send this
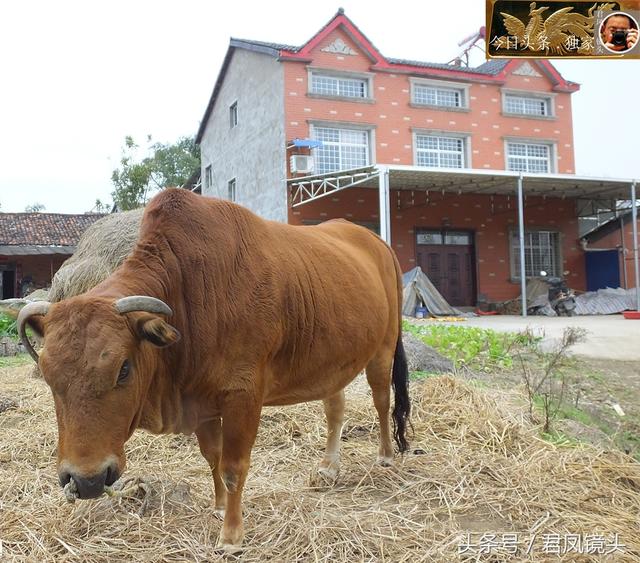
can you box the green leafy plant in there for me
[0,313,18,338]
[403,321,536,371]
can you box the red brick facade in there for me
[281,15,584,304]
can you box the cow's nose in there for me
[58,462,120,499]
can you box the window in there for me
[416,134,466,169]
[204,165,212,189]
[229,101,238,128]
[504,94,550,116]
[417,230,472,245]
[311,74,368,99]
[511,230,560,278]
[228,178,236,202]
[506,142,551,173]
[413,84,464,108]
[312,127,370,174]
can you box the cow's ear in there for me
[134,314,181,348]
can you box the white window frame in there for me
[228,178,236,202]
[310,122,375,174]
[413,130,471,169]
[410,78,470,110]
[504,138,556,174]
[501,89,556,119]
[204,165,212,190]
[229,101,238,128]
[307,68,374,102]
[510,229,562,279]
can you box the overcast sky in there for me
[1,0,638,213]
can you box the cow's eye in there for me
[117,360,131,385]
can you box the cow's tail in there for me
[390,253,411,454]
[391,335,411,453]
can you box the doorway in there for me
[1,268,16,299]
[416,229,476,306]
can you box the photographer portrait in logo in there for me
[599,11,639,53]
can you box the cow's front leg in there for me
[196,418,226,518]
[218,391,262,549]
[315,390,345,484]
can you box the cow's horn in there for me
[17,301,51,363]
[114,296,173,316]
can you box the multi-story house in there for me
[195,9,634,308]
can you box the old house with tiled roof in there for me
[195,9,635,309]
[0,213,105,298]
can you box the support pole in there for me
[631,181,639,311]
[517,173,527,317]
[378,166,391,244]
[620,214,628,289]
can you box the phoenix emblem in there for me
[495,2,616,54]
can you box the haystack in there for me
[48,209,143,302]
[1,364,638,561]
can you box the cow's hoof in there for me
[216,532,244,554]
[376,455,394,467]
[310,464,340,487]
[214,541,243,556]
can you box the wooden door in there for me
[416,230,475,307]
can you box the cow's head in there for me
[18,296,180,499]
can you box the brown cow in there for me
[18,188,410,549]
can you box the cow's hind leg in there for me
[196,418,226,518]
[314,390,345,484]
[366,354,395,466]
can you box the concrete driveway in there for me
[445,314,640,360]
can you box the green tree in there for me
[111,135,200,210]
[92,199,111,213]
[25,203,45,212]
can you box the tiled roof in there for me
[387,57,510,75]
[232,38,511,75]
[0,213,106,247]
[468,59,511,75]
[231,38,300,53]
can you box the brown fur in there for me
[32,188,409,547]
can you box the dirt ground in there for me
[1,356,639,561]
[460,351,640,460]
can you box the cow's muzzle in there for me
[59,463,120,499]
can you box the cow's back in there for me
[131,189,401,402]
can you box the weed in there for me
[0,313,18,338]
[519,327,587,433]
[0,355,31,368]
[541,429,580,448]
[409,370,439,381]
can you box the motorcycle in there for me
[540,271,577,316]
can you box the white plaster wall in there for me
[199,49,287,222]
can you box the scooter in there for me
[541,271,576,316]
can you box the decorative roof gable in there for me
[512,62,542,77]
[280,8,385,63]
[321,38,357,56]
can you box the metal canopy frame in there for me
[289,166,379,207]
[287,165,640,316]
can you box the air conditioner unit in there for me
[290,155,314,174]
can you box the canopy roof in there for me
[288,165,637,207]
